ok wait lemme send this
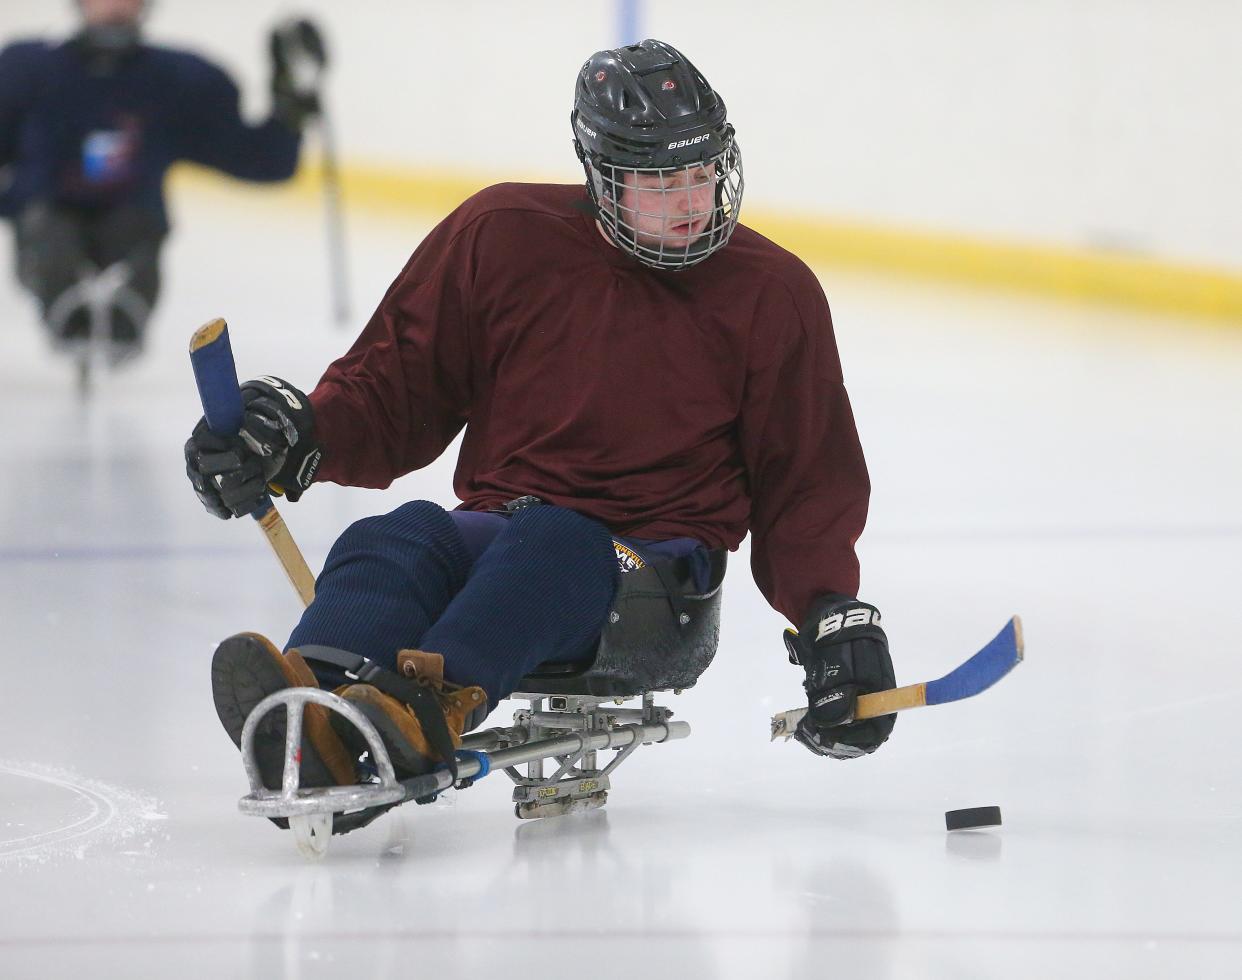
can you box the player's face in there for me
[616,164,718,250]
[79,0,145,27]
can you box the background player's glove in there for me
[784,595,896,759]
[184,376,322,519]
[269,17,326,130]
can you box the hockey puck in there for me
[945,806,1002,831]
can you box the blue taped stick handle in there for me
[189,318,244,434]
[188,318,273,520]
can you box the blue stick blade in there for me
[925,616,1024,707]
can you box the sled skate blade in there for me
[290,812,333,859]
[516,790,608,820]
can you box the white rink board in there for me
[1,0,1240,266]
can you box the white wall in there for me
[5,0,1240,268]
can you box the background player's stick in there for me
[274,16,349,326]
[189,318,317,606]
[770,615,1024,740]
[317,97,350,326]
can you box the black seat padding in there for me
[517,549,727,697]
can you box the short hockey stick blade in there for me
[770,615,1024,741]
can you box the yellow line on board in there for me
[751,213,1242,324]
[170,161,1242,325]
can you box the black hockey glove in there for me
[184,376,322,519]
[784,595,896,760]
[269,17,326,130]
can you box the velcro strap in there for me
[298,646,459,781]
[364,672,460,783]
[649,557,691,625]
[297,645,366,674]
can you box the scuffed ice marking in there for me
[0,759,167,863]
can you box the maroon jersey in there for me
[309,183,870,624]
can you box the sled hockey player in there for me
[0,0,325,362]
[184,39,898,814]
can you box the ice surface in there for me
[1,180,1240,978]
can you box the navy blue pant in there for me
[286,502,620,708]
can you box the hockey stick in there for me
[317,103,350,327]
[274,16,348,326]
[769,615,1024,741]
[189,318,317,606]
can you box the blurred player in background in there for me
[185,39,897,804]
[0,0,325,366]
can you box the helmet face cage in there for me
[583,138,744,271]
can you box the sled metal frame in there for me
[236,686,689,828]
[46,260,149,394]
[237,688,406,820]
[499,691,682,818]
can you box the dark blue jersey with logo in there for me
[0,38,301,230]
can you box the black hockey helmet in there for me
[571,39,743,270]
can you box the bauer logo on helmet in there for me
[667,133,712,151]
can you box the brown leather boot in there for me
[211,632,355,789]
[336,650,488,777]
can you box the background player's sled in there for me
[47,259,150,394]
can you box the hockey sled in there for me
[47,260,150,394]
[235,551,727,857]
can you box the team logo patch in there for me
[81,121,139,185]
[612,541,646,573]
